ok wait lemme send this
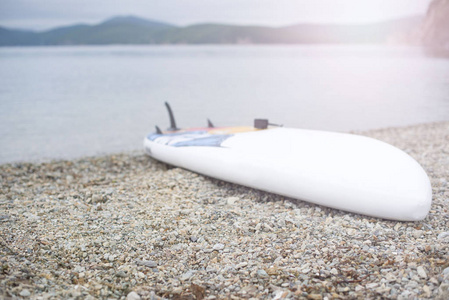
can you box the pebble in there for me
[180,270,196,281]
[136,260,157,268]
[213,243,225,251]
[438,284,449,299]
[423,285,431,297]
[413,230,423,238]
[417,266,427,279]
[257,269,269,278]
[366,283,378,289]
[385,273,397,282]
[226,197,239,205]
[236,262,248,269]
[437,232,449,240]
[0,122,448,299]
[126,291,141,300]
[116,271,127,278]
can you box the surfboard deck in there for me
[144,123,431,221]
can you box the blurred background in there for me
[0,0,448,163]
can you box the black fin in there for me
[254,119,283,129]
[207,119,214,128]
[254,119,268,129]
[155,126,162,134]
[165,102,179,131]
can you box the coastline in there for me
[1,121,448,299]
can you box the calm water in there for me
[1,45,449,163]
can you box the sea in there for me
[1,45,449,164]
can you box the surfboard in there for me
[143,103,432,221]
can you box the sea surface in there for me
[1,45,449,163]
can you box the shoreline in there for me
[1,121,449,299]
[1,120,446,167]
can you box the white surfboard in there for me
[144,106,432,221]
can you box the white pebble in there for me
[413,230,423,238]
[366,283,378,289]
[417,266,427,279]
[20,289,31,297]
[236,262,248,269]
[226,197,239,205]
[257,269,269,278]
[180,270,196,281]
[438,232,449,240]
[126,291,141,300]
[213,243,225,251]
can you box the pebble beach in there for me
[1,122,448,299]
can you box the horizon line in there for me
[0,13,424,33]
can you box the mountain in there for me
[0,15,423,46]
[100,15,173,28]
[421,0,449,57]
[0,16,176,46]
[0,27,40,46]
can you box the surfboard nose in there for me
[353,138,433,221]
[392,160,432,221]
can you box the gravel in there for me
[1,122,448,299]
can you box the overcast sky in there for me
[0,0,432,31]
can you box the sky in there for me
[0,0,432,31]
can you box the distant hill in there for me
[0,15,423,46]
[0,27,41,46]
[100,15,174,28]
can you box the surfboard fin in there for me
[165,102,179,131]
[207,119,214,128]
[155,126,162,134]
[254,119,283,129]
